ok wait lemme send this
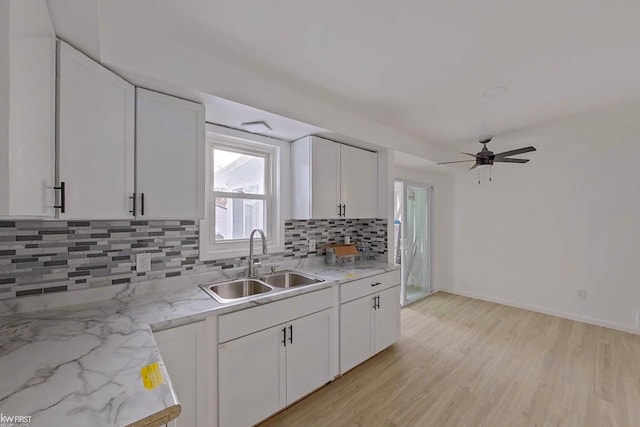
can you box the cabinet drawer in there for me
[219,287,333,343]
[339,270,400,304]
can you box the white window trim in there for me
[200,124,288,261]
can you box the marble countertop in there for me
[0,260,399,427]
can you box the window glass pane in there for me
[213,149,266,194]
[212,198,266,241]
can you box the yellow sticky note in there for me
[141,362,164,390]
[345,273,357,279]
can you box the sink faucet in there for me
[248,228,268,277]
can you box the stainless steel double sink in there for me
[199,270,324,304]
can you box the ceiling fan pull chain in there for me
[489,165,492,182]
[478,168,481,185]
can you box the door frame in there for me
[395,179,434,306]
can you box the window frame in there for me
[200,125,285,260]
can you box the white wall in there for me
[393,166,455,292]
[448,100,640,332]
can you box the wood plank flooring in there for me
[259,292,640,427]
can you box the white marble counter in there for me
[0,260,398,427]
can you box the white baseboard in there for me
[438,287,640,336]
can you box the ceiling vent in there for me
[241,120,272,132]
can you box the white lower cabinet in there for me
[340,295,374,374]
[339,271,401,374]
[218,309,332,427]
[218,294,334,427]
[218,324,286,427]
[154,322,207,427]
[285,309,332,405]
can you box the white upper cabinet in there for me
[340,144,377,219]
[291,136,377,220]
[135,89,205,219]
[57,41,135,219]
[0,0,56,217]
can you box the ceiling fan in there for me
[437,137,536,171]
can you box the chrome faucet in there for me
[248,228,268,277]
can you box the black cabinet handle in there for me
[141,193,145,216]
[289,325,293,344]
[129,193,137,216]
[337,204,342,217]
[370,282,382,287]
[343,204,346,217]
[53,182,65,213]
[376,295,381,309]
[282,327,287,346]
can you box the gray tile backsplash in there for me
[0,218,387,299]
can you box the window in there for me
[200,125,286,260]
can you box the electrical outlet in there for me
[308,239,317,252]
[577,289,587,300]
[136,253,151,273]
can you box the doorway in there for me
[394,180,433,305]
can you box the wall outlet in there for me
[577,289,587,300]
[136,253,151,273]
[308,239,317,252]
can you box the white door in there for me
[57,41,135,219]
[286,309,332,404]
[218,325,286,427]
[374,286,401,353]
[154,322,206,427]
[396,180,434,305]
[340,295,374,374]
[136,89,205,219]
[340,145,377,219]
[310,137,340,219]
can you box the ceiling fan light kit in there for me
[437,137,536,183]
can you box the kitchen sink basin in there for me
[258,271,323,288]
[200,279,273,303]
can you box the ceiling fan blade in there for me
[494,146,536,159]
[461,152,476,158]
[469,163,478,170]
[493,158,529,164]
[437,160,475,165]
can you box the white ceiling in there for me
[46,0,640,156]
[394,151,451,174]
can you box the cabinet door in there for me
[6,36,56,216]
[154,322,206,427]
[57,41,135,219]
[340,295,374,374]
[340,145,377,219]
[374,285,401,353]
[136,89,205,219]
[286,309,332,404]
[218,324,286,427]
[310,137,340,219]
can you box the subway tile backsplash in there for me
[0,218,387,299]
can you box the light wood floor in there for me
[260,292,640,427]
